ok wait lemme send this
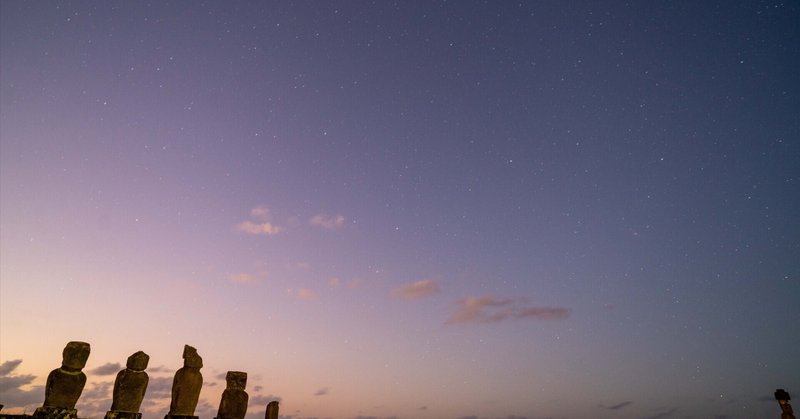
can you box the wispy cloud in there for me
[310,214,345,230]
[248,394,282,406]
[639,407,679,419]
[515,306,571,320]
[236,206,282,235]
[89,363,122,376]
[604,401,633,410]
[250,206,272,221]
[236,221,282,236]
[314,387,330,396]
[392,279,440,300]
[0,359,23,376]
[146,365,174,374]
[446,295,569,324]
[296,288,318,301]
[0,359,42,410]
[228,271,267,284]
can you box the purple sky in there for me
[1,2,798,419]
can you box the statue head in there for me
[61,341,90,371]
[126,351,150,371]
[183,345,203,368]
[225,371,247,390]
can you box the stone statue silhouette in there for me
[166,345,203,419]
[265,401,279,419]
[776,389,797,419]
[34,341,91,419]
[215,371,248,419]
[105,351,150,419]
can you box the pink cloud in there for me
[296,288,318,301]
[236,221,281,235]
[227,272,266,284]
[392,279,440,300]
[309,214,345,230]
[250,206,272,221]
[446,295,569,324]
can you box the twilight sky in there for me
[1,2,798,419]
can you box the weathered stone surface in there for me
[215,371,248,419]
[265,401,279,419]
[166,345,203,417]
[106,351,150,416]
[104,412,142,419]
[32,406,78,419]
[34,341,90,419]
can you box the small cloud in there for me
[314,387,329,396]
[604,401,633,410]
[446,296,515,324]
[228,271,267,284]
[253,385,263,392]
[89,362,122,376]
[146,365,174,374]
[639,407,679,419]
[392,279,440,300]
[446,295,569,324]
[328,277,341,288]
[296,288,318,301]
[250,206,272,221]
[237,221,282,236]
[79,381,113,400]
[249,394,282,406]
[310,214,345,230]
[418,406,427,410]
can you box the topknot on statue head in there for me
[183,345,203,368]
[62,341,91,371]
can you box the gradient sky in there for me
[1,2,798,419]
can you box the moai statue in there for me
[214,371,248,419]
[265,401,279,419]
[104,351,150,419]
[776,389,797,419]
[33,341,91,419]
[165,345,203,419]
